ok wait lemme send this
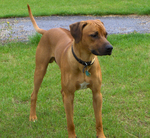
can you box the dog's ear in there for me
[69,22,87,43]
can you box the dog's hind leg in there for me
[29,45,51,121]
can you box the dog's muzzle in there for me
[91,44,113,56]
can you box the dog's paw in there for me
[29,115,37,122]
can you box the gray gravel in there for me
[0,15,150,43]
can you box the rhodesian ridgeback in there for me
[27,4,113,138]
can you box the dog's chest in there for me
[79,81,89,89]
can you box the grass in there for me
[0,33,150,137]
[0,0,150,18]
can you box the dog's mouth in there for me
[91,45,113,56]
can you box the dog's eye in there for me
[90,32,98,38]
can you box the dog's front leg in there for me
[61,90,76,138]
[92,91,106,138]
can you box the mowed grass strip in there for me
[0,0,150,18]
[0,33,150,137]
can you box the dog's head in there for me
[70,20,113,56]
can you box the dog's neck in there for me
[72,44,95,73]
[72,43,95,63]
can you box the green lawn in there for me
[0,0,150,18]
[0,33,150,137]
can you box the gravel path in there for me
[0,15,150,43]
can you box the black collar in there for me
[71,46,95,73]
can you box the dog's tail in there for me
[27,4,46,35]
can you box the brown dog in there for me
[27,4,113,138]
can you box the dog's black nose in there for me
[105,45,113,55]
